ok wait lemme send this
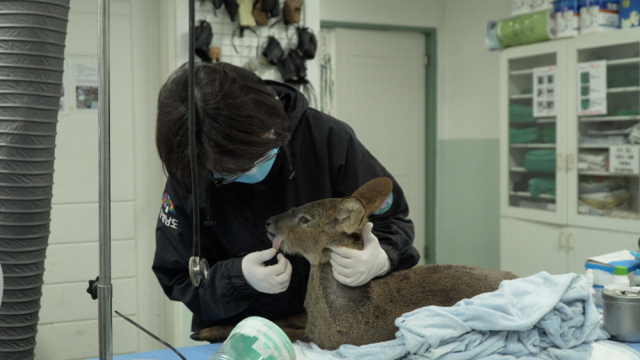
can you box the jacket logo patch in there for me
[374,192,393,215]
[162,193,175,214]
[160,193,178,229]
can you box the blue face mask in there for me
[213,147,279,185]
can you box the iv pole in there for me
[97,0,113,359]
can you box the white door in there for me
[501,218,568,276]
[331,28,427,260]
[35,1,166,359]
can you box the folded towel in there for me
[297,272,608,360]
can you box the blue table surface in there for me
[87,343,222,360]
[90,340,640,360]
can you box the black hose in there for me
[0,1,70,359]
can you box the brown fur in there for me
[195,178,517,349]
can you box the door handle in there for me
[559,230,565,248]
[567,232,574,249]
[557,153,563,170]
[567,153,574,171]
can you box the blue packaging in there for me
[580,0,620,34]
[620,0,640,28]
[556,0,580,37]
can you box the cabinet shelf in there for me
[509,118,556,126]
[579,171,640,177]
[607,58,640,67]
[579,144,640,149]
[510,94,534,100]
[607,86,640,93]
[510,144,556,148]
[510,191,555,199]
[510,69,534,76]
[579,115,640,122]
[509,167,555,173]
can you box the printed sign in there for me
[578,60,607,116]
[73,63,99,111]
[610,145,639,174]
[533,66,557,117]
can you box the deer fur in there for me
[194,178,517,349]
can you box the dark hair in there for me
[156,62,290,190]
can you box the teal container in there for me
[210,317,296,360]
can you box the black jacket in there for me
[152,81,420,332]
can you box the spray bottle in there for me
[632,269,640,287]
[611,266,630,287]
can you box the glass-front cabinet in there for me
[568,32,640,234]
[501,29,640,233]
[501,41,568,225]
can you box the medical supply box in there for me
[620,0,640,28]
[556,0,580,38]
[580,0,620,34]
[585,250,640,305]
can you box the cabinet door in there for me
[501,41,569,225]
[567,227,640,274]
[567,31,640,234]
[501,217,567,276]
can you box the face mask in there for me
[213,147,279,185]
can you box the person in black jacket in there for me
[153,62,420,334]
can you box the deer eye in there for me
[298,215,311,225]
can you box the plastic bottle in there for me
[633,269,640,287]
[610,266,630,287]
[585,269,597,301]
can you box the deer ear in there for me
[335,197,366,234]
[351,178,393,216]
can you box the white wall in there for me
[320,0,445,28]
[439,0,511,140]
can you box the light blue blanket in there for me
[297,272,609,360]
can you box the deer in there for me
[194,177,517,350]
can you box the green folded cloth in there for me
[510,126,540,144]
[608,68,640,88]
[523,149,556,173]
[617,109,640,116]
[541,124,556,143]
[528,176,556,196]
[509,103,534,123]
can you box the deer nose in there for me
[265,220,271,228]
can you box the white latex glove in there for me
[328,222,391,287]
[241,248,292,294]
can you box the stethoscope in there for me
[187,0,209,287]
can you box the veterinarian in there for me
[152,62,420,334]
